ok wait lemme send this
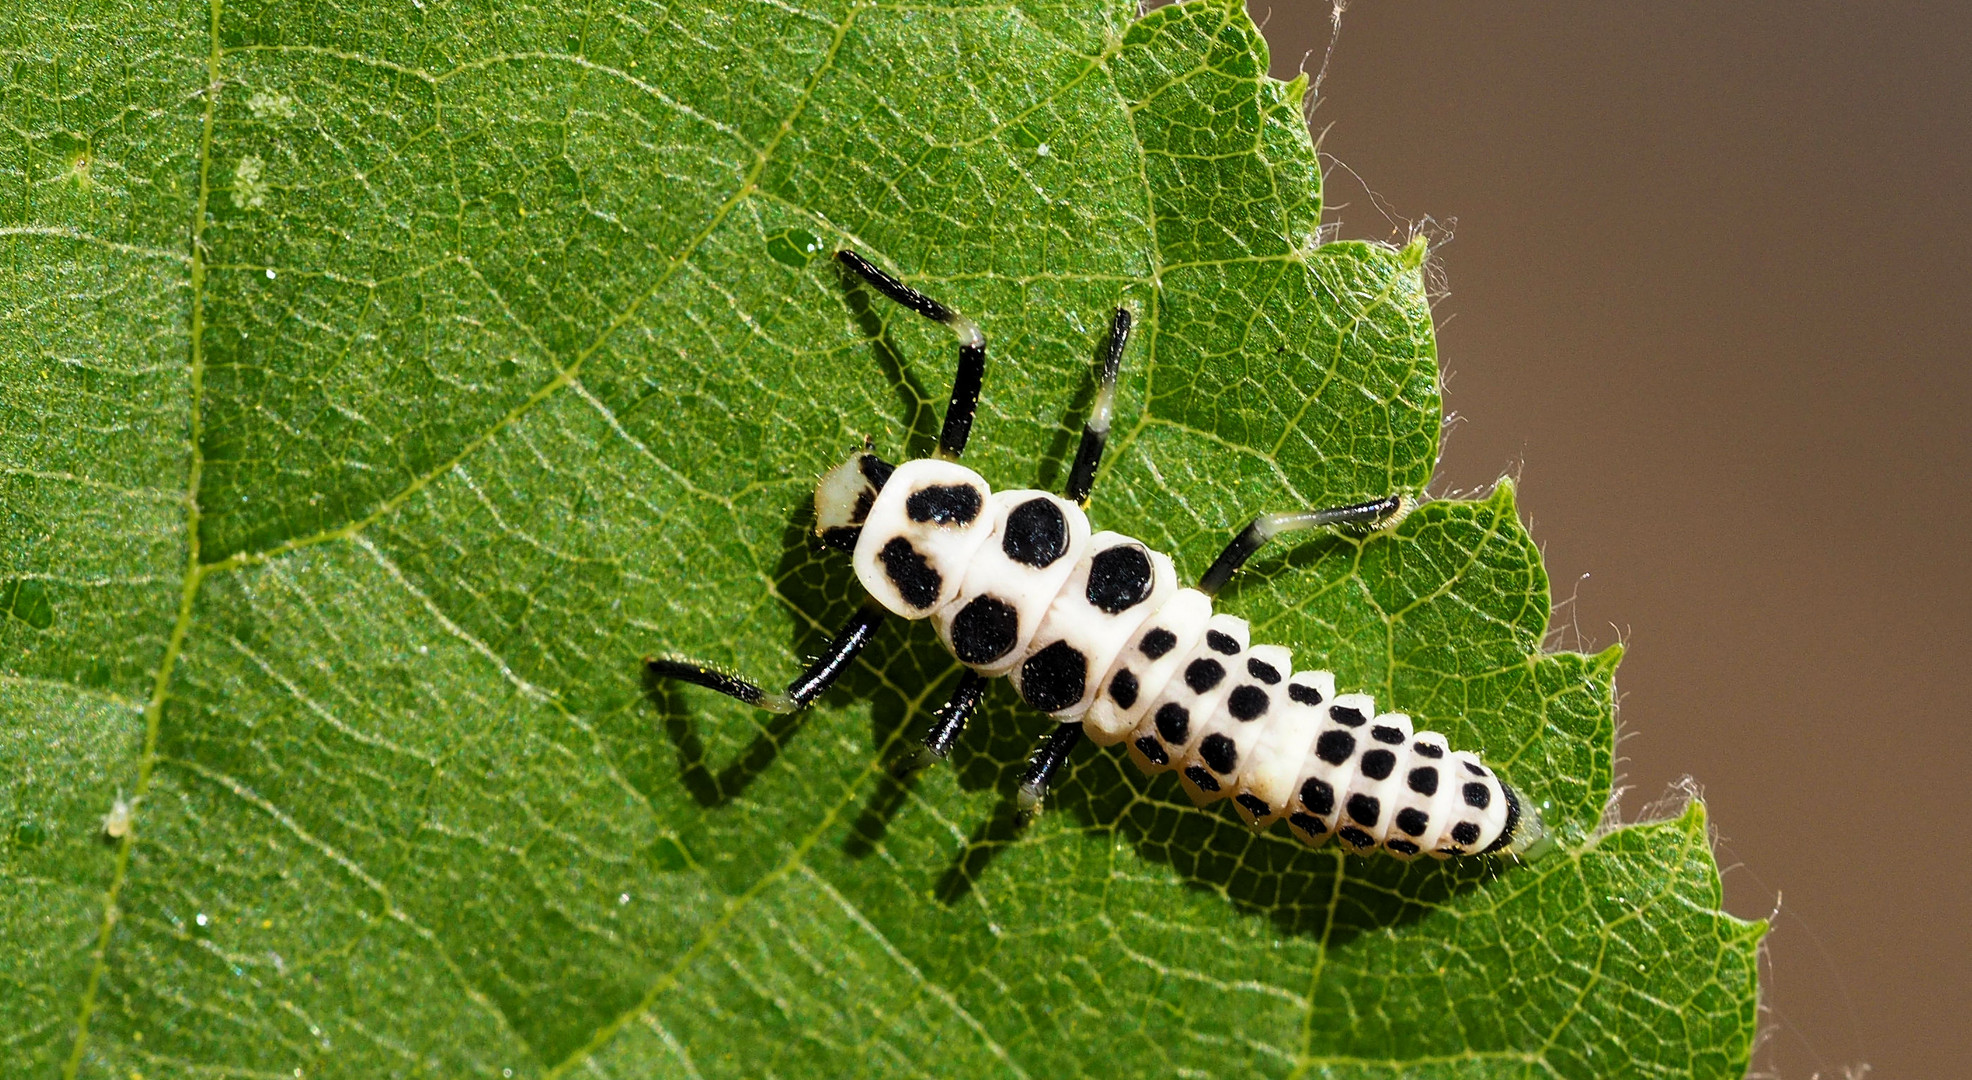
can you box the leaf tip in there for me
[1675,792,1712,835]
[1483,475,1520,512]
[1398,233,1429,271]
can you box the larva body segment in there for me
[1010,530,1177,719]
[1231,667,1332,829]
[1342,711,1416,853]
[1125,612,1248,776]
[851,458,995,617]
[931,489,1092,676]
[1386,731,1447,858]
[1178,642,1294,807]
[1082,587,1213,746]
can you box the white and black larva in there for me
[649,250,1545,861]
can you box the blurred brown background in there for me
[1249,2,1969,1077]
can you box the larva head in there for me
[815,445,895,553]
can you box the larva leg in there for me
[646,600,886,713]
[836,249,985,461]
[1061,307,1134,504]
[899,669,988,774]
[1196,495,1410,597]
[1016,723,1084,814]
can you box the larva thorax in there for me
[816,453,1544,861]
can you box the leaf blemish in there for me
[245,90,296,120]
[233,155,269,210]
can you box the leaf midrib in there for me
[59,0,227,1071]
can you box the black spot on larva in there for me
[1485,785,1523,854]
[1085,545,1154,613]
[1395,807,1430,837]
[1287,682,1324,706]
[1134,736,1170,766]
[1226,685,1270,721]
[1370,724,1405,745]
[1205,630,1241,655]
[1183,658,1224,693]
[1299,777,1335,816]
[1155,702,1190,744]
[820,525,862,553]
[1138,627,1178,659]
[1385,838,1421,856]
[950,595,1020,665]
[1315,729,1355,765]
[1245,658,1280,684]
[1001,497,1069,567]
[1109,669,1139,709]
[1412,741,1444,759]
[1200,733,1237,773]
[859,454,895,488]
[1235,793,1271,818]
[1359,749,1396,781]
[1465,761,1490,778]
[1408,766,1439,796]
[1018,641,1087,712]
[1450,821,1482,846]
[906,483,981,525]
[1336,826,1376,848]
[1289,811,1326,834]
[1346,794,1381,827]
[852,488,876,524]
[879,537,941,609]
[1183,765,1220,792]
[1329,705,1367,727]
[1463,782,1492,810]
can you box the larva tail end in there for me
[1498,785,1556,862]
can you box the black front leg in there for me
[646,600,886,713]
[836,249,986,461]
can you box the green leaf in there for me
[1,0,1762,1076]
